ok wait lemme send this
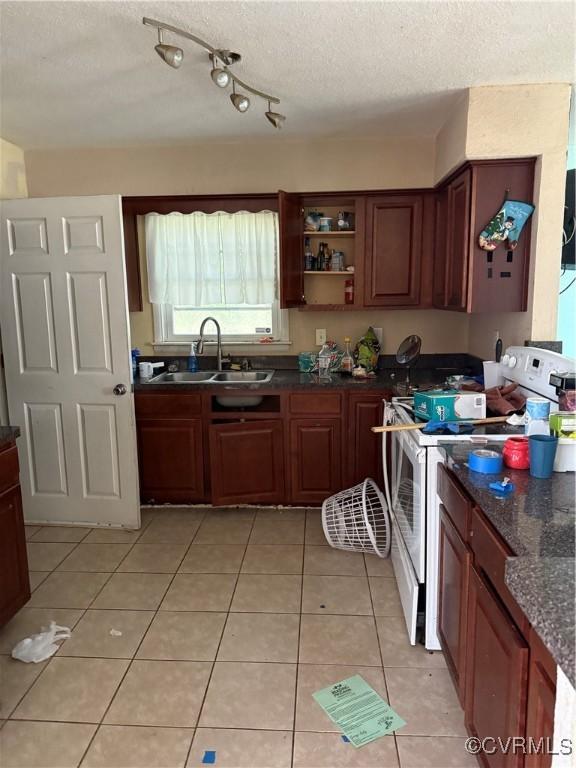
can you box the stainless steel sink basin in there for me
[149,371,216,383]
[211,371,274,383]
[146,370,274,386]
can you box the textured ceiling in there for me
[0,0,574,149]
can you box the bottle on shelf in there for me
[324,246,332,272]
[340,337,354,375]
[317,242,325,271]
[304,237,313,271]
[345,278,355,304]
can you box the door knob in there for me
[113,384,127,396]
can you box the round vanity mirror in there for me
[395,334,422,394]
[396,335,422,366]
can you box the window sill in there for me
[152,340,293,354]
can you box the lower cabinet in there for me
[438,466,559,768]
[137,418,206,503]
[347,393,385,487]
[525,631,557,768]
[466,566,529,768]
[209,420,285,505]
[289,418,342,504]
[0,445,30,627]
[135,389,388,506]
[438,505,471,706]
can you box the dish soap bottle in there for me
[341,337,354,375]
[188,342,199,372]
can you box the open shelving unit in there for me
[300,198,362,310]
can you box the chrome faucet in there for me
[196,317,223,371]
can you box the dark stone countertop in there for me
[0,426,20,450]
[134,367,452,393]
[442,442,575,686]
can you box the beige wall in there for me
[464,84,571,359]
[25,136,435,197]
[26,135,472,355]
[434,91,470,183]
[0,138,28,199]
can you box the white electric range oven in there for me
[384,346,575,650]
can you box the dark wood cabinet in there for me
[437,465,560,766]
[525,630,557,768]
[209,420,285,505]
[438,505,471,706]
[347,393,386,487]
[137,418,206,503]
[445,169,472,310]
[278,190,305,308]
[289,418,342,504]
[0,443,30,627]
[434,159,535,313]
[364,194,424,307]
[465,566,529,768]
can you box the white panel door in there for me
[0,196,139,527]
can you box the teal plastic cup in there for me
[528,435,558,479]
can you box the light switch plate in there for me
[373,327,383,344]
[316,328,327,346]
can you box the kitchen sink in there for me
[148,371,216,383]
[146,370,275,386]
[211,371,274,383]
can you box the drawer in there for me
[135,392,202,418]
[0,446,19,495]
[437,464,472,542]
[288,392,342,415]
[470,507,529,634]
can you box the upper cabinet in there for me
[434,158,536,313]
[124,159,536,316]
[364,193,427,307]
[278,190,305,308]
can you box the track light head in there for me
[155,42,184,68]
[230,91,250,113]
[210,67,231,88]
[265,106,286,129]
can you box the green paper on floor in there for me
[312,674,406,748]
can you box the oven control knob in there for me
[501,354,510,365]
[508,355,517,369]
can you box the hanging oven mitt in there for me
[478,199,534,252]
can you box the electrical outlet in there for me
[373,327,383,345]
[316,328,327,346]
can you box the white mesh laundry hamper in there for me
[321,478,391,557]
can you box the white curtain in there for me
[145,210,278,306]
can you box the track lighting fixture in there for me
[143,17,285,127]
[154,29,184,69]
[210,66,230,88]
[265,102,286,129]
[230,82,250,113]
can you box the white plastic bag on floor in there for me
[11,622,71,663]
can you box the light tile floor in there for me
[0,507,476,768]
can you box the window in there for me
[146,210,288,344]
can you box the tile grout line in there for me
[5,531,100,720]
[182,509,257,767]
[290,509,308,768]
[364,549,403,768]
[75,507,205,767]
[8,515,159,756]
